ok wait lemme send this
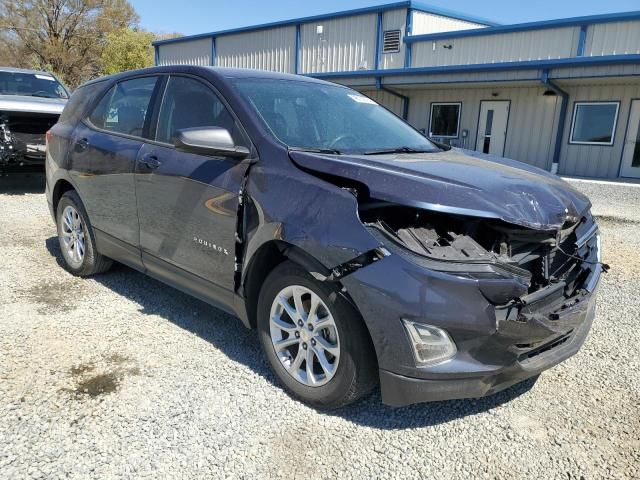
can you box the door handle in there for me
[141,154,161,169]
[76,138,89,150]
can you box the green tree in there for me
[101,28,154,75]
[0,0,139,88]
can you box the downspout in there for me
[541,69,568,175]
[294,24,301,74]
[404,8,413,68]
[377,80,410,121]
[211,37,217,66]
[154,45,159,66]
[375,12,383,70]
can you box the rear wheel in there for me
[56,190,112,276]
[258,261,377,408]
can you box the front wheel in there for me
[258,261,377,408]
[56,190,112,276]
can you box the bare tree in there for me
[0,0,139,88]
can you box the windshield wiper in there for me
[289,147,341,155]
[363,146,433,155]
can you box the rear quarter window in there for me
[58,82,106,125]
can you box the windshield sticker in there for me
[35,75,55,81]
[348,94,376,105]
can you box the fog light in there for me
[402,320,457,366]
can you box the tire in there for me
[258,261,377,408]
[56,190,112,276]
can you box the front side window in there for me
[232,78,437,154]
[570,102,619,145]
[0,71,68,99]
[88,76,158,139]
[429,103,461,138]
[156,76,244,146]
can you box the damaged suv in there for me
[1,67,68,174]
[46,66,603,408]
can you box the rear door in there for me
[69,75,161,265]
[135,75,253,291]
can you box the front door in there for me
[476,100,510,156]
[620,99,640,179]
[135,75,252,291]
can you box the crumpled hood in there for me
[0,95,66,115]
[289,147,591,231]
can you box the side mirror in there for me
[174,127,250,159]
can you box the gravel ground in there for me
[0,174,638,479]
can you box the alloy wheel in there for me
[60,205,85,269]
[269,285,340,387]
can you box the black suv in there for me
[46,66,602,408]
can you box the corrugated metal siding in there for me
[411,11,485,35]
[299,14,377,73]
[585,21,640,56]
[405,86,559,170]
[157,38,212,66]
[411,27,580,67]
[216,26,296,73]
[559,82,640,178]
[380,9,407,70]
[553,64,640,79]
[384,70,541,85]
[359,89,405,117]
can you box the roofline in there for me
[405,10,640,43]
[306,54,640,79]
[409,2,499,27]
[152,1,497,47]
[0,66,55,75]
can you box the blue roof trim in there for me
[410,2,499,26]
[307,54,640,79]
[405,10,640,43]
[152,1,497,47]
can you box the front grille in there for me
[515,215,598,295]
[520,331,573,360]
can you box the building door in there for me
[620,99,640,179]
[476,100,510,156]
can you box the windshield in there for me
[0,71,69,99]
[233,78,437,154]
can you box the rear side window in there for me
[88,76,158,139]
[155,76,245,146]
[58,82,105,125]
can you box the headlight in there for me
[402,320,457,366]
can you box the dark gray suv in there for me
[45,66,602,408]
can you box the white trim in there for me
[563,176,640,187]
[569,101,620,146]
[429,102,461,139]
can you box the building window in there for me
[429,102,461,138]
[382,30,401,53]
[569,102,620,146]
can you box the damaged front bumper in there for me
[340,226,601,408]
[1,112,57,173]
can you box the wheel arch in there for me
[242,240,367,330]
[52,178,77,214]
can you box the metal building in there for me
[153,1,640,180]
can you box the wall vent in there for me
[382,30,401,53]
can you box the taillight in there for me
[45,130,53,146]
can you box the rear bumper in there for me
[380,285,597,407]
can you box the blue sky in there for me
[131,0,640,35]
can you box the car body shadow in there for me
[0,172,46,194]
[45,236,537,429]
